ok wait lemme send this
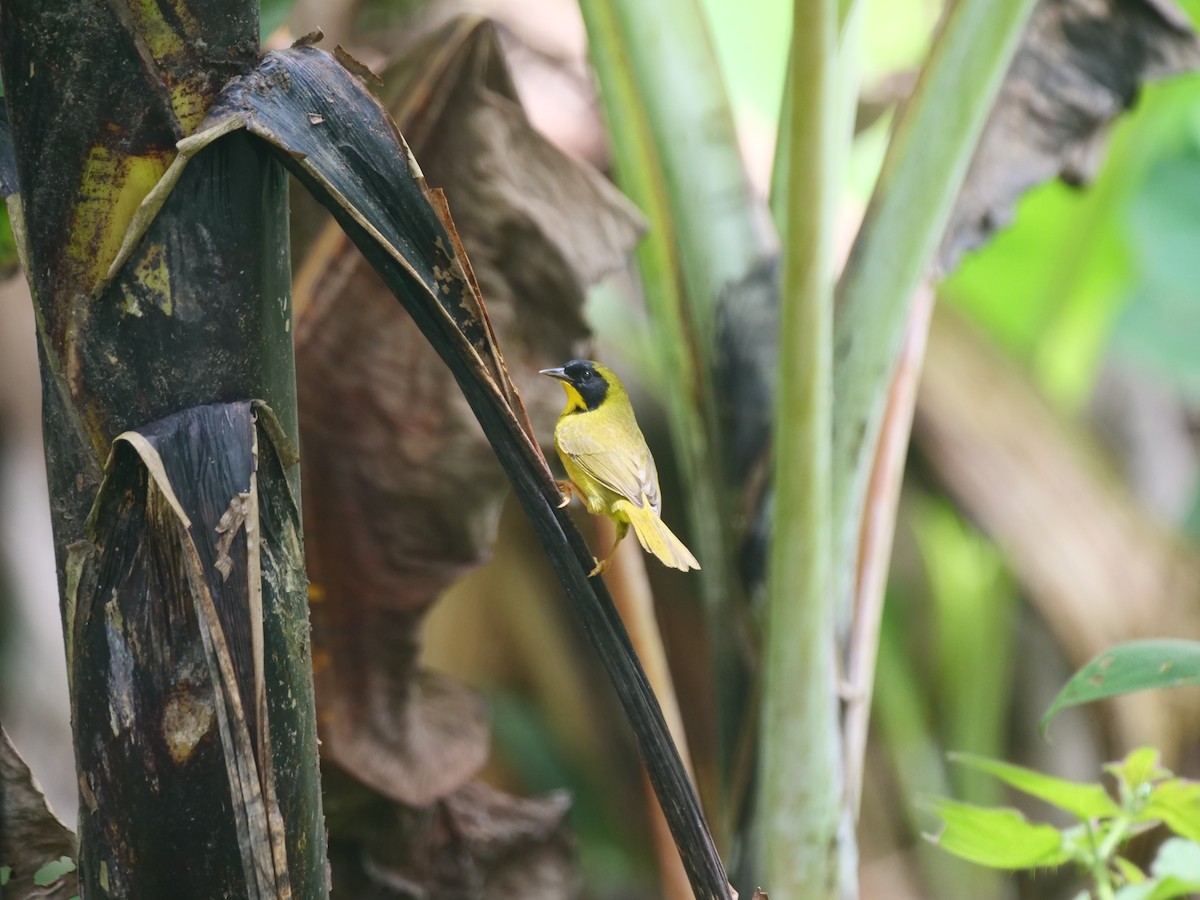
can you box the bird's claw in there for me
[555,480,575,509]
[588,556,609,578]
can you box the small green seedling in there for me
[926,748,1200,900]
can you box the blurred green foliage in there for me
[259,0,295,39]
[942,76,1200,407]
[915,500,1016,807]
[1115,144,1200,403]
[489,690,654,894]
[928,748,1200,898]
[0,206,15,270]
[1044,641,1200,729]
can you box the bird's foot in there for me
[555,480,575,509]
[588,522,627,577]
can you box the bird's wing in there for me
[558,422,661,513]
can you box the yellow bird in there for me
[540,359,700,577]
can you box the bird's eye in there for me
[580,369,592,383]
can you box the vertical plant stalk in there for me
[592,0,769,346]
[842,281,934,817]
[577,0,737,623]
[760,0,843,897]
[830,0,1037,626]
[579,0,778,815]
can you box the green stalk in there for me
[593,0,768,348]
[830,0,1037,623]
[580,0,776,801]
[760,0,842,895]
[578,0,732,623]
[770,0,861,220]
[1090,817,1129,900]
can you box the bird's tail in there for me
[615,499,700,572]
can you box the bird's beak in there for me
[538,367,569,383]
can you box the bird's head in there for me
[538,359,616,412]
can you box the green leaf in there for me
[0,205,17,268]
[580,0,766,346]
[950,752,1121,820]
[1144,780,1200,844]
[922,796,1072,869]
[1112,150,1200,403]
[1116,879,1199,900]
[259,0,295,39]
[1116,856,1148,884]
[1116,849,1200,900]
[0,866,10,885]
[1153,837,1200,882]
[831,0,1038,617]
[33,856,76,886]
[1043,641,1200,730]
[1108,747,1173,794]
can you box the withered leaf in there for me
[326,773,577,899]
[939,0,1200,272]
[0,727,78,899]
[293,16,641,809]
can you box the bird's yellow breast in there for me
[554,408,628,517]
[554,383,656,508]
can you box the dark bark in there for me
[0,1,326,896]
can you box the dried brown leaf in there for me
[0,727,77,899]
[326,773,577,899]
[939,0,1200,271]
[294,16,641,810]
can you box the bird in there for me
[539,359,700,577]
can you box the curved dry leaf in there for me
[294,16,643,809]
[939,0,1200,271]
[326,773,577,899]
[0,727,77,900]
[194,26,728,895]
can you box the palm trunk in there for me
[0,2,326,896]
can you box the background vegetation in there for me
[3,0,1200,897]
